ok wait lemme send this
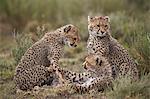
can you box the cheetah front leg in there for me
[47,53,66,85]
[53,64,66,85]
[47,61,66,85]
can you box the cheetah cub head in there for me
[82,54,109,73]
[61,24,80,47]
[88,16,110,37]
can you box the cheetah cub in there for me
[47,54,113,93]
[14,24,80,91]
[72,54,113,93]
[87,16,138,81]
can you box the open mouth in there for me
[87,69,96,74]
[83,64,95,72]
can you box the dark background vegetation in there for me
[0,0,150,98]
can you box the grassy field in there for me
[0,0,150,98]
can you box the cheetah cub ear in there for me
[104,16,110,22]
[64,25,72,33]
[88,16,94,22]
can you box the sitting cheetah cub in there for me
[14,24,80,91]
[87,16,138,81]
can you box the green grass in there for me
[0,0,150,98]
[0,57,15,81]
[107,74,150,99]
[12,33,33,65]
[0,33,149,99]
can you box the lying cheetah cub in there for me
[72,54,113,93]
[46,54,113,93]
[87,16,138,81]
[14,24,80,91]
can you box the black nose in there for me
[101,31,104,34]
[74,44,77,47]
[70,43,73,46]
[70,43,77,47]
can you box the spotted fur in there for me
[14,24,80,91]
[46,54,113,93]
[87,16,138,81]
[71,54,113,93]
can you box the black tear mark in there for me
[96,58,99,65]
[99,60,102,66]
